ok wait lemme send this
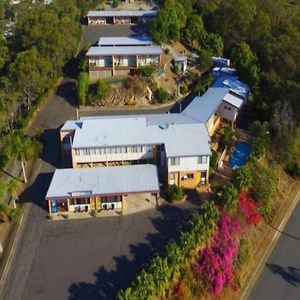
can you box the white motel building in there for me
[46,72,249,215]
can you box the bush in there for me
[155,88,170,104]
[9,207,22,223]
[136,66,157,77]
[112,0,120,8]
[286,162,300,178]
[96,79,111,99]
[232,165,252,192]
[167,185,185,202]
[217,183,239,212]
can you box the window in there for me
[170,172,176,180]
[75,149,80,155]
[82,149,89,155]
[170,157,180,166]
[198,156,207,164]
[106,147,111,154]
[132,146,137,153]
[111,147,116,154]
[91,149,96,155]
[187,173,194,179]
[100,148,105,155]
[96,148,101,155]
[122,147,127,153]
[137,146,142,153]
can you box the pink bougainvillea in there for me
[239,192,261,226]
[193,213,240,296]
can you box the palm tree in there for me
[7,178,21,208]
[8,133,42,183]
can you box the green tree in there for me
[183,14,207,47]
[230,42,259,86]
[197,49,213,72]
[76,72,89,105]
[7,134,42,183]
[203,33,224,56]
[112,0,120,8]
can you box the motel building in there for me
[47,71,249,216]
[86,10,158,25]
[60,114,212,189]
[87,36,164,79]
[46,164,160,215]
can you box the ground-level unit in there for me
[46,164,160,215]
[87,10,158,25]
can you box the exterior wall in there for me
[89,69,113,79]
[88,17,106,25]
[72,146,154,165]
[216,101,238,122]
[137,55,160,67]
[167,156,210,187]
[206,114,221,136]
[89,56,112,68]
[167,156,210,173]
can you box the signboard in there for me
[71,190,92,197]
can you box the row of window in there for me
[223,106,232,111]
[74,145,153,156]
[170,156,208,166]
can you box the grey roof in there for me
[222,78,249,99]
[212,56,230,68]
[98,36,153,46]
[46,164,159,199]
[87,10,158,18]
[174,56,187,62]
[223,93,243,108]
[182,87,230,123]
[72,116,211,158]
[87,45,162,56]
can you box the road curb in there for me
[0,202,30,300]
[239,185,300,300]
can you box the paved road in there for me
[1,78,77,300]
[249,200,300,300]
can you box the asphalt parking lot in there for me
[82,23,151,45]
[20,200,199,300]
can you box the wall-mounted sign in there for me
[71,190,92,197]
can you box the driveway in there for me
[82,24,150,45]
[249,200,300,300]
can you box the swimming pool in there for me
[229,142,252,169]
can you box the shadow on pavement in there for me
[266,264,300,287]
[68,203,199,299]
[55,81,78,107]
[266,221,300,242]
[19,172,53,213]
[40,128,62,169]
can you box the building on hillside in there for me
[46,165,160,214]
[60,114,212,188]
[87,10,158,25]
[212,56,230,68]
[48,72,249,216]
[87,38,164,78]
[174,56,188,73]
[98,36,153,47]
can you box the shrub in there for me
[217,183,239,212]
[96,79,111,99]
[9,207,23,223]
[167,185,185,202]
[112,0,120,8]
[136,66,157,77]
[233,165,252,192]
[193,213,240,296]
[238,192,261,226]
[155,88,170,104]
